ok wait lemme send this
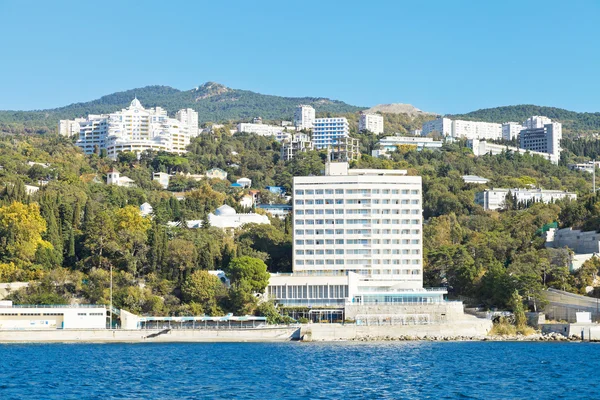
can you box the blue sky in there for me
[1,0,599,114]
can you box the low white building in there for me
[107,168,135,187]
[0,302,107,330]
[237,123,286,137]
[206,168,228,180]
[168,205,270,231]
[139,202,153,217]
[153,172,170,189]
[475,188,577,211]
[372,136,443,157]
[567,161,600,174]
[239,195,254,209]
[467,139,559,165]
[237,178,252,188]
[462,175,489,184]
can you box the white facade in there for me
[452,120,502,140]
[170,205,270,231]
[372,136,443,157]
[502,122,523,141]
[69,99,193,159]
[359,113,384,134]
[462,175,489,184]
[0,303,107,330]
[294,105,316,131]
[567,161,600,173]
[237,178,252,188]
[293,162,423,289]
[175,108,200,137]
[475,188,577,211]
[58,118,85,137]
[421,118,452,137]
[520,121,562,160]
[524,116,552,129]
[153,172,170,189]
[107,169,135,187]
[312,118,350,149]
[139,202,153,217]
[206,168,228,180]
[237,123,284,137]
[467,139,559,164]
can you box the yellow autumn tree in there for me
[0,202,52,266]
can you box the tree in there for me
[226,256,270,294]
[166,238,197,281]
[0,202,52,265]
[181,270,226,315]
[509,290,527,329]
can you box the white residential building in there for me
[312,117,350,149]
[359,113,384,134]
[139,202,153,217]
[520,120,562,160]
[502,122,523,141]
[475,188,577,211]
[294,105,316,131]
[175,108,200,137]
[372,136,443,158]
[421,118,452,137]
[462,175,489,184]
[67,98,194,159]
[452,120,502,140]
[266,162,446,308]
[205,168,228,180]
[467,139,559,164]
[58,118,85,137]
[237,123,285,137]
[0,302,107,330]
[422,118,502,140]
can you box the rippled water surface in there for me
[0,341,598,399]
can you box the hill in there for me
[365,103,436,116]
[0,82,365,134]
[449,105,600,135]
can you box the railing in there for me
[9,304,107,309]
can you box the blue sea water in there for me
[0,341,598,399]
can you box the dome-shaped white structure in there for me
[130,97,143,109]
[214,204,237,216]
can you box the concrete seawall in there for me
[301,316,493,341]
[0,327,301,343]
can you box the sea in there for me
[0,341,598,399]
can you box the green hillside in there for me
[449,105,600,135]
[0,82,365,134]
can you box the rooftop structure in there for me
[237,123,286,137]
[206,168,228,180]
[139,202,153,217]
[257,204,292,219]
[519,120,562,161]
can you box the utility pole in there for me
[110,263,113,329]
[594,159,596,194]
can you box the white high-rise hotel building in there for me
[312,117,350,149]
[294,105,316,131]
[60,99,199,160]
[266,162,445,307]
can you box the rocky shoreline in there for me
[348,332,584,342]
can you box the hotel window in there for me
[295,190,304,195]
[295,200,304,205]
[295,220,304,225]
[315,189,324,195]
[306,230,314,235]
[336,239,344,244]
[306,200,314,205]
[325,239,334,244]
[295,230,304,235]
[335,189,344,194]
[296,250,304,255]
[306,240,314,245]
[306,190,314,195]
